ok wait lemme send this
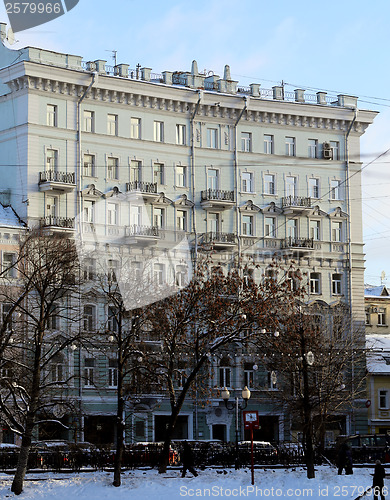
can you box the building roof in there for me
[367,334,390,374]
[0,203,26,229]
[365,285,390,298]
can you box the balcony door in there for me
[207,169,219,191]
[208,213,220,234]
[46,196,57,218]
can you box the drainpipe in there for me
[190,90,203,258]
[76,72,97,238]
[345,107,357,432]
[75,72,97,443]
[234,96,249,260]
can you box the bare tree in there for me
[0,231,81,495]
[258,265,366,479]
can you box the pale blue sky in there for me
[1,0,389,284]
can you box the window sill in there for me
[378,324,388,327]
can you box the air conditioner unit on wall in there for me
[323,142,332,160]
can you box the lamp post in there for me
[221,386,251,469]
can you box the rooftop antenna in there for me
[105,50,117,66]
[381,271,386,285]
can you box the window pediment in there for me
[104,186,124,199]
[261,202,283,214]
[153,192,172,206]
[308,205,327,217]
[239,200,260,213]
[82,184,103,199]
[173,194,194,208]
[328,207,348,218]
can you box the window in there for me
[242,215,254,236]
[83,154,95,177]
[244,363,254,389]
[309,178,319,198]
[378,309,386,326]
[108,260,118,282]
[107,157,119,180]
[46,149,58,172]
[135,420,145,439]
[154,121,164,142]
[130,117,141,139]
[264,135,273,154]
[207,128,218,149]
[84,200,95,223]
[47,303,59,330]
[207,169,219,190]
[332,274,342,295]
[83,305,95,332]
[264,174,275,195]
[3,253,16,278]
[176,265,187,287]
[285,137,296,156]
[242,172,253,193]
[154,163,164,184]
[287,219,297,238]
[108,305,119,331]
[241,132,252,152]
[365,312,371,326]
[176,124,186,145]
[286,176,296,197]
[84,358,95,387]
[107,114,118,136]
[309,272,321,294]
[108,359,118,388]
[310,220,320,240]
[265,217,276,237]
[83,258,95,281]
[107,203,118,225]
[47,104,57,127]
[176,166,187,187]
[308,139,318,159]
[154,263,165,285]
[45,195,57,217]
[332,221,342,242]
[84,110,94,132]
[268,371,278,390]
[153,208,165,229]
[176,210,187,231]
[379,389,389,409]
[51,358,65,383]
[331,180,342,200]
[208,212,220,233]
[130,205,142,226]
[2,303,13,331]
[219,366,231,387]
[130,160,141,182]
[330,141,339,160]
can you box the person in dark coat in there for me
[345,447,353,475]
[181,441,198,478]
[337,442,348,475]
[373,459,386,500]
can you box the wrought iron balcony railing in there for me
[126,225,159,237]
[201,189,235,202]
[40,216,75,229]
[282,196,311,208]
[39,171,75,184]
[202,232,237,244]
[281,237,314,249]
[126,181,158,193]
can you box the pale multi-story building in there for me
[0,22,378,445]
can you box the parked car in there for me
[238,441,278,464]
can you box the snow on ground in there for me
[0,466,377,499]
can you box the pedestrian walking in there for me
[337,442,348,475]
[181,441,198,478]
[373,459,386,500]
[345,447,353,475]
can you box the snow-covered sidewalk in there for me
[0,467,376,499]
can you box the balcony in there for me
[40,216,75,232]
[126,181,158,202]
[281,236,314,256]
[282,196,311,214]
[200,232,237,250]
[125,224,160,246]
[200,189,235,210]
[39,171,76,193]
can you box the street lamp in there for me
[222,386,251,469]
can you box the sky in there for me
[0,0,389,285]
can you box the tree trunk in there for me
[11,414,35,495]
[158,408,180,474]
[113,394,125,486]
